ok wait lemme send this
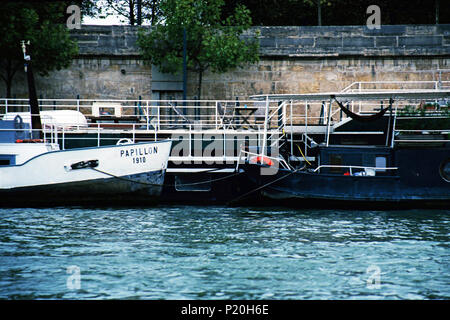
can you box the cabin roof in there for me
[251,89,450,102]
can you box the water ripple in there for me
[0,206,449,299]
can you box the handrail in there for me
[0,97,283,133]
[313,165,398,173]
[341,80,450,93]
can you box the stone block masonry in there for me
[1,24,449,100]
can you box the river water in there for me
[0,206,448,300]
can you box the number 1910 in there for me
[132,156,146,164]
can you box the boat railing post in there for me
[62,127,65,150]
[391,104,398,148]
[146,100,149,131]
[236,147,242,172]
[290,100,294,157]
[132,123,136,143]
[189,123,192,158]
[48,124,52,143]
[97,123,100,147]
[157,103,160,130]
[5,98,8,114]
[223,129,226,162]
[215,101,218,130]
[262,96,269,156]
[281,100,287,127]
[305,100,308,156]
[326,98,332,147]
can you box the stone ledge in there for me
[71,24,450,58]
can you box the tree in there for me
[137,0,260,99]
[98,0,162,26]
[0,1,78,98]
[221,0,450,26]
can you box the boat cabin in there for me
[0,117,59,167]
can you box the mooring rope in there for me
[226,166,304,205]
[90,167,243,188]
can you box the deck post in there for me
[290,100,294,157]
[305,100,308,156]
[157,103,160,130]
[326,98,332,146]
[146,100,149,131]
[262,96,269,156]
[215,101,218,130]
[97,123,100,147]
[390,104,398,148]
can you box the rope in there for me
[90,167,243,188]
[296,144,312,166]
[226,166,303,205]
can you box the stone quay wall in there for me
[1,24,449,101]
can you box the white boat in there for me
[0,41,172,206]
[0,117,172,206]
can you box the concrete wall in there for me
[2,24,450,100]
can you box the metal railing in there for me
[0,98,284,132]
[313,165,398,175]
[2,88,448,165]
[341,80,450,93]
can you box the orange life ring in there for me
[249,156,274,166]
[15,139,44,143]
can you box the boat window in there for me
[329,154,343,173]
[439,159,450,183]
[0,155,15,166]
[375,156,387,172]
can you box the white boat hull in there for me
[0,140,172,206]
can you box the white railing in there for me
[2,90,447,162]
[0,98,287,165]
[313,165,398,175]
[341,80,450,93]
[0,98,284,133]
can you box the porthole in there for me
[439,159,450,183]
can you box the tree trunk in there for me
[150,0,157,25]
[197,69,203,100]
[137,0,142,25]
[2,58,17,99]
[317,0,322,26]
[129,0,135,25]
[6,77,12,99]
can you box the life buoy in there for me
[116,138,133,145]
[15,139,44,143]
[249,155,274,166]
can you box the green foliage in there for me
[99,0,162,26]
[221,0,450,26]
[397,104,450,131]
[0,1,78,97]
[137,0,259,98]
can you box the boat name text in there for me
[120,146,158,158]
[120,146,158,164]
